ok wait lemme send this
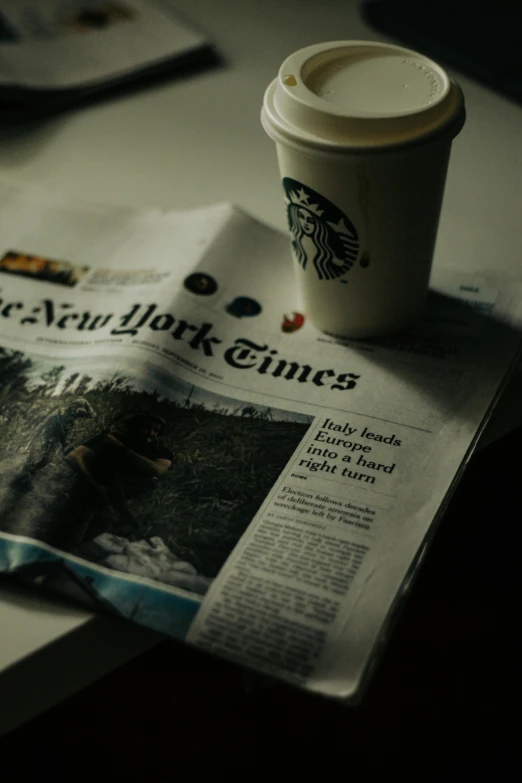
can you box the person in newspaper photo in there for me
[55,411,173,550]
[0,342,312,598]
[12,397,96,490]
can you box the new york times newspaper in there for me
[0,178,520,701]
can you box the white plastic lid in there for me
[262,41,465,153]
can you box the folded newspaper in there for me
[0,177,521,701]
[0,1,214,110]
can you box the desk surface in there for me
[1,0,522,734]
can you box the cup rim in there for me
[262,40,466,154]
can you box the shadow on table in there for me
[0,45,224,126]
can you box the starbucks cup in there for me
[261,41,465,338]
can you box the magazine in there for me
[0,176,521,701]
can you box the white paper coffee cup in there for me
[261,41,465,338]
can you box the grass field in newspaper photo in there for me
[0,346,312,597]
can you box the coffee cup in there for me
[261,41,465,338]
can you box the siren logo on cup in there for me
[283,178,359,281]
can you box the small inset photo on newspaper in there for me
[0,250,89,287]
[0,347,312,602]
[63,2,136,36]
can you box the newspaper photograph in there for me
[0,348,311,590]
[0,177,521,701]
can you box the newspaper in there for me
[0,177,521,701]
[0,1,212,101]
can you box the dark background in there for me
[1,423,519,779]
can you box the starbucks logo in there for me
[283,178,359,281]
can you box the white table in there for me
[1,0,521,734]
